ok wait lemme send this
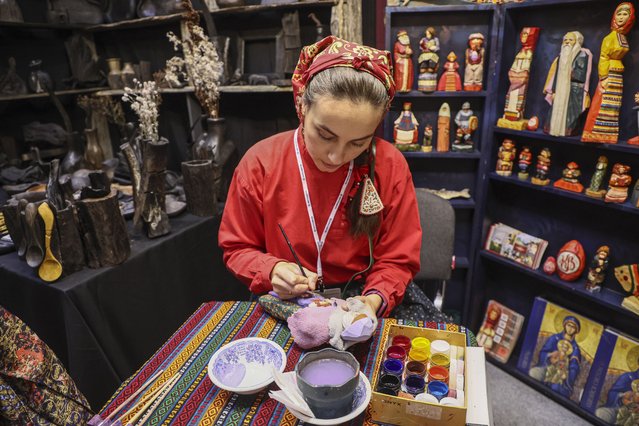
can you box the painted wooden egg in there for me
[526,116,540,131]
[543,256,556,275]
[556,240,586,281]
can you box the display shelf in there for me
[86,13,187,32]
[402,150,482,159]
[209,0,335,16]
[395,90,487,98]
[0,87,108,102]
[95,85,292,97]
[455,256,470,270]
[0,20,86,30]
[489,172,639,216]
[493,127,639,155]
[386,4,495,14]
[480,250,633,318]
[486,357,607,426]
[450,198,475,209]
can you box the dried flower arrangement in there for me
[77,95,126,134]
[122,79,162,142]
[164,6,223,118]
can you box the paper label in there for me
[406,402,443,420]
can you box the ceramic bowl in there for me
[207,337,286,395]
[288,371,371,426]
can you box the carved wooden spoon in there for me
[37,202,62,282]
[24,203,44,268]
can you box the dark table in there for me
[0,213,249,410]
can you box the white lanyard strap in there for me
[293,128,353,279]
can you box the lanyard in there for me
[293,128,353,282]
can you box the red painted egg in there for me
[543,256,556,275]
[526,116,540,131]
[556,240,586,281]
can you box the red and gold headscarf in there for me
[612,2,635,35]
[292,36,395,120]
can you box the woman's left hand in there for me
[345,294,382,318]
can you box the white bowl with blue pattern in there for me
[207,337,287,395]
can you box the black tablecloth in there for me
[0,213,249,410]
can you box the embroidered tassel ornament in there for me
[359,176,384,215]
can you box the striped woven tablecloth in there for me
[99,301,471,425]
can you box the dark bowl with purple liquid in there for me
[295,348,360,419]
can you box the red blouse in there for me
[218,128,422,316]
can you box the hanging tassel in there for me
[359,176,384,216]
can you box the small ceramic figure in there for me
[543,256,557,275]
[437,103,451,152]
[28,59,53,93]
[556,240,586,282]
[531,148,551,186]
[553,162,584,193]
[497,27,541,130]
[0,57,27,96]
[464,33,485,91]
[582,3,636,144]
[393,102,420,151]
[452,102,478,152]
[495,139,516,176]
[526,116,540,132]
[585,246,610,293]
[517,147,532,180]
[604,163,632,203]
[393,30,414,93]
[418,27,440,93]
[437,52,462,92]
[630,92,639,145]
[585,156,609,198]
[543,31,593,137]
[422,124,433,152]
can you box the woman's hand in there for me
[345,294,382,318]
[270,262,318,299]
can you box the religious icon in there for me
[495,139,516,176]
[531,148,551,186]
[452,102,478,152]
[582,2,636,143]
[422,124,433,152]
[615,264,639,315]
[437,103,451,152]
[585,246,610,293]
[417,27,440,93]
[605,163,632,203]
[585,156,609,199]
[497,27,541,130]
[437,51,462,92]
[393,30,414,93]
[517,147,532,180]
[553,162,584,193]
[393,102,420,151]
[464,33,485,91]
[629,92,639,146]
[543,31,593,137]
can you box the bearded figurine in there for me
[543,31,593,137]
[393,30,414,93]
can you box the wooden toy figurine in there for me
[497,27,541,130]
[422,124,434,152]
[393,30,414,93]
[553,162,584,193]
[543,31,593,137]
[615,264,639,315]
[531,148,551,185]
[585,156,609,198]
[496,139,516,176]
[464,33,485,91]
[517,147,532,180]
[418,27,440,93]
[585,245,610,293]
[604,163,632,203]
[437,51,462,92]
[393,102,420,151]
[630,92,639,145]
[437,103,451,152]
[582,2,636,143]
[452,102,478,152]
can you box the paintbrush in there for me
[277,223,323,294]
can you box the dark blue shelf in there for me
[455,256,470,270]
[480,250,633,318]
[450,198,475,209]
[402,150,482,159]
[493,127,639,155]
[387,4,495,13]
[489,172,639,216]
[395,91,487,98]
[504,0,606,10]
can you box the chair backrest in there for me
[414,188,455,281]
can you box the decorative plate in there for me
[287,372,371,425]
[207,337,286,395]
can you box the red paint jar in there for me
[427,365,449,384]
[392,334,411,352]
[386,345,407,362]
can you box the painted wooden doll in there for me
[518,147,532,180]
[393,30,414,93]
[422,124,433,152]
[553,162,584,193]
[418,27,440,93]
[604,163,632,203]
[582,3,636,143]
[531,148,551,185]
[452,102,478,152]
[585,156,609,198]
[631,178,639,207]
[437,102,451,152]
[393,102,419,149]
[585,246,610,293]
[496,139,516,176]
[464,33,485,91]
[437,51,462,92]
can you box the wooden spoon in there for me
[24,203,44,268]
[37,202,62,282]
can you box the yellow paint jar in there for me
[429,352,450,369]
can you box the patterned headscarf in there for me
[612,2,635,35]
[292,36,395,120]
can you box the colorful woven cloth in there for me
[99,301,471,425]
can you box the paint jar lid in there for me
[415,392,439,404]
[430,340,451,356]
[427,380,449,400]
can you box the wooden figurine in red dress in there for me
[393,30,414,93]
[496,139,516,176]
[393,102,420,151]
[517,147,532,180]
[531,148,551,186]
[437,52,462,92]
[604,163,632,203]
[553,162,584,193]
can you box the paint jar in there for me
[411,337,431,355]
[392,334,411,352]
[405,360,426,378]
[408,348,429,364]
[377,373,401,396]
[430,339,451,357]
[427,365,449,384]
[415,392,438,403]
[429,352,451,369]
[405,374,426,395]
[386,345,407,362]
[382,358,404,377]
[427,380,449,401]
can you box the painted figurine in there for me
[615,264,639,315]
[543,31,593,137]
[585,245,610,293]
[422,124,433,152]
[464,33,485,91]
[585,156,609,198]
[437,103,451,152]
[418,27,440,93]
[477,303,501,351]
[605,163,632,203]
[582,3,636,143]
[629,92,639,145]
[518,147,532,180]
[393,102,420,150]
[393,30,414,93]
[553,162,584,193]
[497,27,541,130]
[452,102,478,152]
[437,52,462,92]
[531,148,551,186]
[496,139,516,176]
[630,178,639,207]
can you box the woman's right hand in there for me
[270,262,318,299]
